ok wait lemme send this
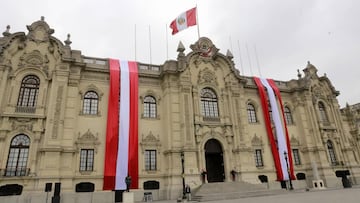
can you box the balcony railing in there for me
[203,116,220,122]
[1,167,30,177]
[15,106,36,113]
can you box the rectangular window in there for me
[145,150,157,171]
[292,149,301,165]
[80,149,94,171]
[254,149,264,167]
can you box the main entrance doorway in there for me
[204,139,225,183]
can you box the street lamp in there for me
[283,151,294,190]
[181,151,186,199]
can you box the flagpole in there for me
[166,24,169,60]
[134,24,137,61]
[149,25,152,65]
[246,43,254,76]
[196,5,200,39]
[254,44,262,77]
[237,40,245,75]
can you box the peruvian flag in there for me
[103,59,139,190]
[254,77,295,181]
[170,7,197,35]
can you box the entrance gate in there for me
[204,139,225,182]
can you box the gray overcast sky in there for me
[1,0,359,107]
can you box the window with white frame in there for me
[143,96,157,118]
[200,88,219,118]
[5,134,30,176]
[327,140,337,165]
[83,91,99,115]
[80,149,94,171]
[254,149,264,167]
[247,103,257,123]
[145,150,157,171]
[292,149,301,165]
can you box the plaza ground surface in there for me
[154,186,360,203]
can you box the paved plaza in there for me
[154,187,360,203]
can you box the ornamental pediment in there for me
[18,50,49,68]
[26,17,54,43]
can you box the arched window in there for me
[318,102,329,123]
[327,140,337,165]
[17,75,40,108]
[143,96,157,118]
[200,88,219,118]
[284,106,293,125]
[5,134,30,176]
[83,91,98,115]
[247,103,257,123]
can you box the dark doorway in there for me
[205,139,225,183]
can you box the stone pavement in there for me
[151,187,360,203]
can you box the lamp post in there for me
[181,151,186,199]
[283,151,294,190]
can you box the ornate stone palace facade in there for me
[0,18,359,201]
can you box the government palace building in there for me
[0,18,359,202]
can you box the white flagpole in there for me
[254,44,262,77]
[134,24,137,61]
[166,24,169,60]
[237,40,245,75]
[246,43,254,76]
[196,5,200,39]
[149,25,152,65]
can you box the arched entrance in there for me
[204,139,225,182]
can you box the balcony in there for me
[1,167,30,177]
[203,116,220,122]
[15,106,36,113]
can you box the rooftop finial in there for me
[41,16,45,21]
[64,34,72,47]
[2,25,10,37]
[297,69,301,79]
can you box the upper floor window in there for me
[17,75,40,108]
[5,134,30,176]
[143,96,157,118]
[292,149,301,165]
[83,91,98,115]
[284,106,294,125]
[200,88,219,118]
[145,150,157,171]
[318,102,329,123]
[254,149,264,167]
[247,103,257,123]
[327,140,337,165]
[80,149,94,171]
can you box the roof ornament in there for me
[64,34,72,47]
[226,49,233,59]
[2,25,10,37]
[41,16,45,21]
[177,41,185,53]
[297,69,302,79]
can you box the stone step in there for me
[194,181,285,202]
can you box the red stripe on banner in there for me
[103,59,120,190]
[254,77,283,181]
[267,79,296,180]
[186,7,197,27]
[128,61,139,189]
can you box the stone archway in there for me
[204,139,225,182]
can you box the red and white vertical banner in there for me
[103,59,139,190]
[254,77,295,181]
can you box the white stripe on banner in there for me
[115,61,130,190]
[260,78,289,180]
